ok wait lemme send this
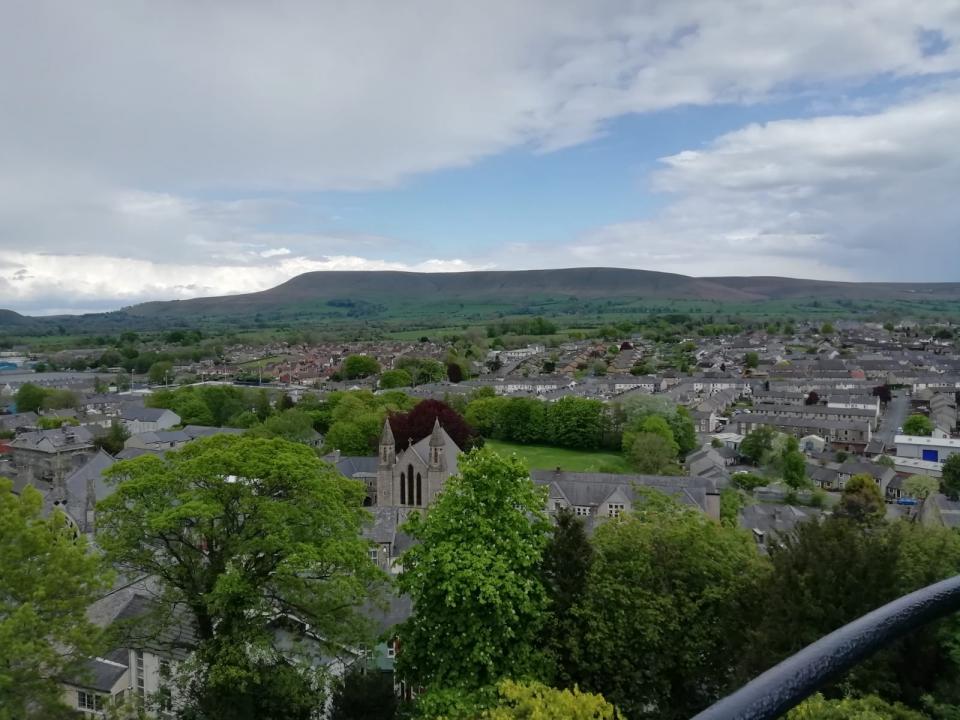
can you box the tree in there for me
[379,368,413,389]
[836,474,886,523]
[254,389,273,422]
[94,419,131,455]
[571,493,767,718]
[96,435,382,720]
[395,357,446,386]
[447,362,464,383]
[744,519,960,708]
[873,385,893,404]
[547,397,605,450]
[941,454,960,500]
[626,432,677,474]
[342,354,381,379]
[787,693,927,719]
[148,360,173,385]
[248,410,318,445]
[668,406,697,457]
[903,414,933,437]
[396,449,550,693]
[540,508,593,687]
[904,474,939,502]
[740,426,776,465]
[782,439,808,491]
[14,382,47,413]
[820,322,835,335]
[744,351,760,369]
[390,399,477,451]
[732,472,769,491]
[805,391,820,405]
[482,681,620,720]
[0,479,111,718]
[329,668,398,720]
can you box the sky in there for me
[1,1,960,315]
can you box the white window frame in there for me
[574,506,591,517]
[78,690,104,711]
[608,503,625,518]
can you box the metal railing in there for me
[692,574,960,720]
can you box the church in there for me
[375,418,462,508]
[328,418,463,509]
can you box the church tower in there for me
[428,418,445,470]
[427,418,446,503]
[376,419,396,506]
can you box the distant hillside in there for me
[4,268,960,335]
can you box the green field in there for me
[485,439,631,474]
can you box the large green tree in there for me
[787,693,927,719]
[0,479,111,719]
[540,508,593,687]
[570,493,767,719]
[743,518,960,708]
[903,414,933,437]
[739,426,777,465]
[626,432,677,474]
[96,435,383,720]
[342,355,381,380]
[13,382,48,413]
[782,437,808,491]
[941,454,960,500]
[329,669,398,720]
[396,449,550,694]
[836,474,886,524]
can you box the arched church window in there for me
[416,473,422,506]
[407,464,414,505]
[400,472,406,505]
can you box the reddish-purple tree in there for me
[389,399,477,450]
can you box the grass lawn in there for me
[485,439,632,474]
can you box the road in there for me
[876,390,910,445]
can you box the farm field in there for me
[485,439,632,474]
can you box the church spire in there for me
[379,418,396,468]
[429,418,444,447]
[429,418,444,469]
[380,418,395,446]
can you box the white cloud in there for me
[1,1,960,310]
[533,87,960,280]
[0,251,490,314]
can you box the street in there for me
[876,389,910,445]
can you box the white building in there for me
[895,434,960,465]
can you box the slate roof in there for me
[335,456,379,478]
[531,470,716,515]
[67,648,129,692]
[46,449,117,527]
[120,405,173,422]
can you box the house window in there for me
[78,690,104,711]
[387,639,397,658]
[135,650,145,696]
[608,503,625,518]
[368,547,379,562]
[574,506,591,517]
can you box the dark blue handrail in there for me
[692,574,960,720]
